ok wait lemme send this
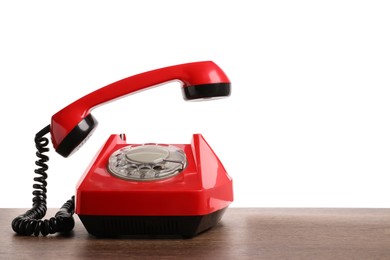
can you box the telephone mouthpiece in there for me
[55,114,98,157]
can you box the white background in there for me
[1,1,389,208]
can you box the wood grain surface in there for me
[1,208,390,259]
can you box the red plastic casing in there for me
[51,61,230,150]
[75,134,233,216]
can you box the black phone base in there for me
[78,207,226,238]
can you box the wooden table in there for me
[1,208,390,259]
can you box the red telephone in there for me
[12,61,233,238]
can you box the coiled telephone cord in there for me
[11,125,75,236]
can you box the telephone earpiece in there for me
[182,83,231,100]
[51,61,230,157]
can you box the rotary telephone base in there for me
[77,133,232,238]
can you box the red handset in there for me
[51,61,230,157]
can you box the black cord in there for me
[11,125,75,236]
